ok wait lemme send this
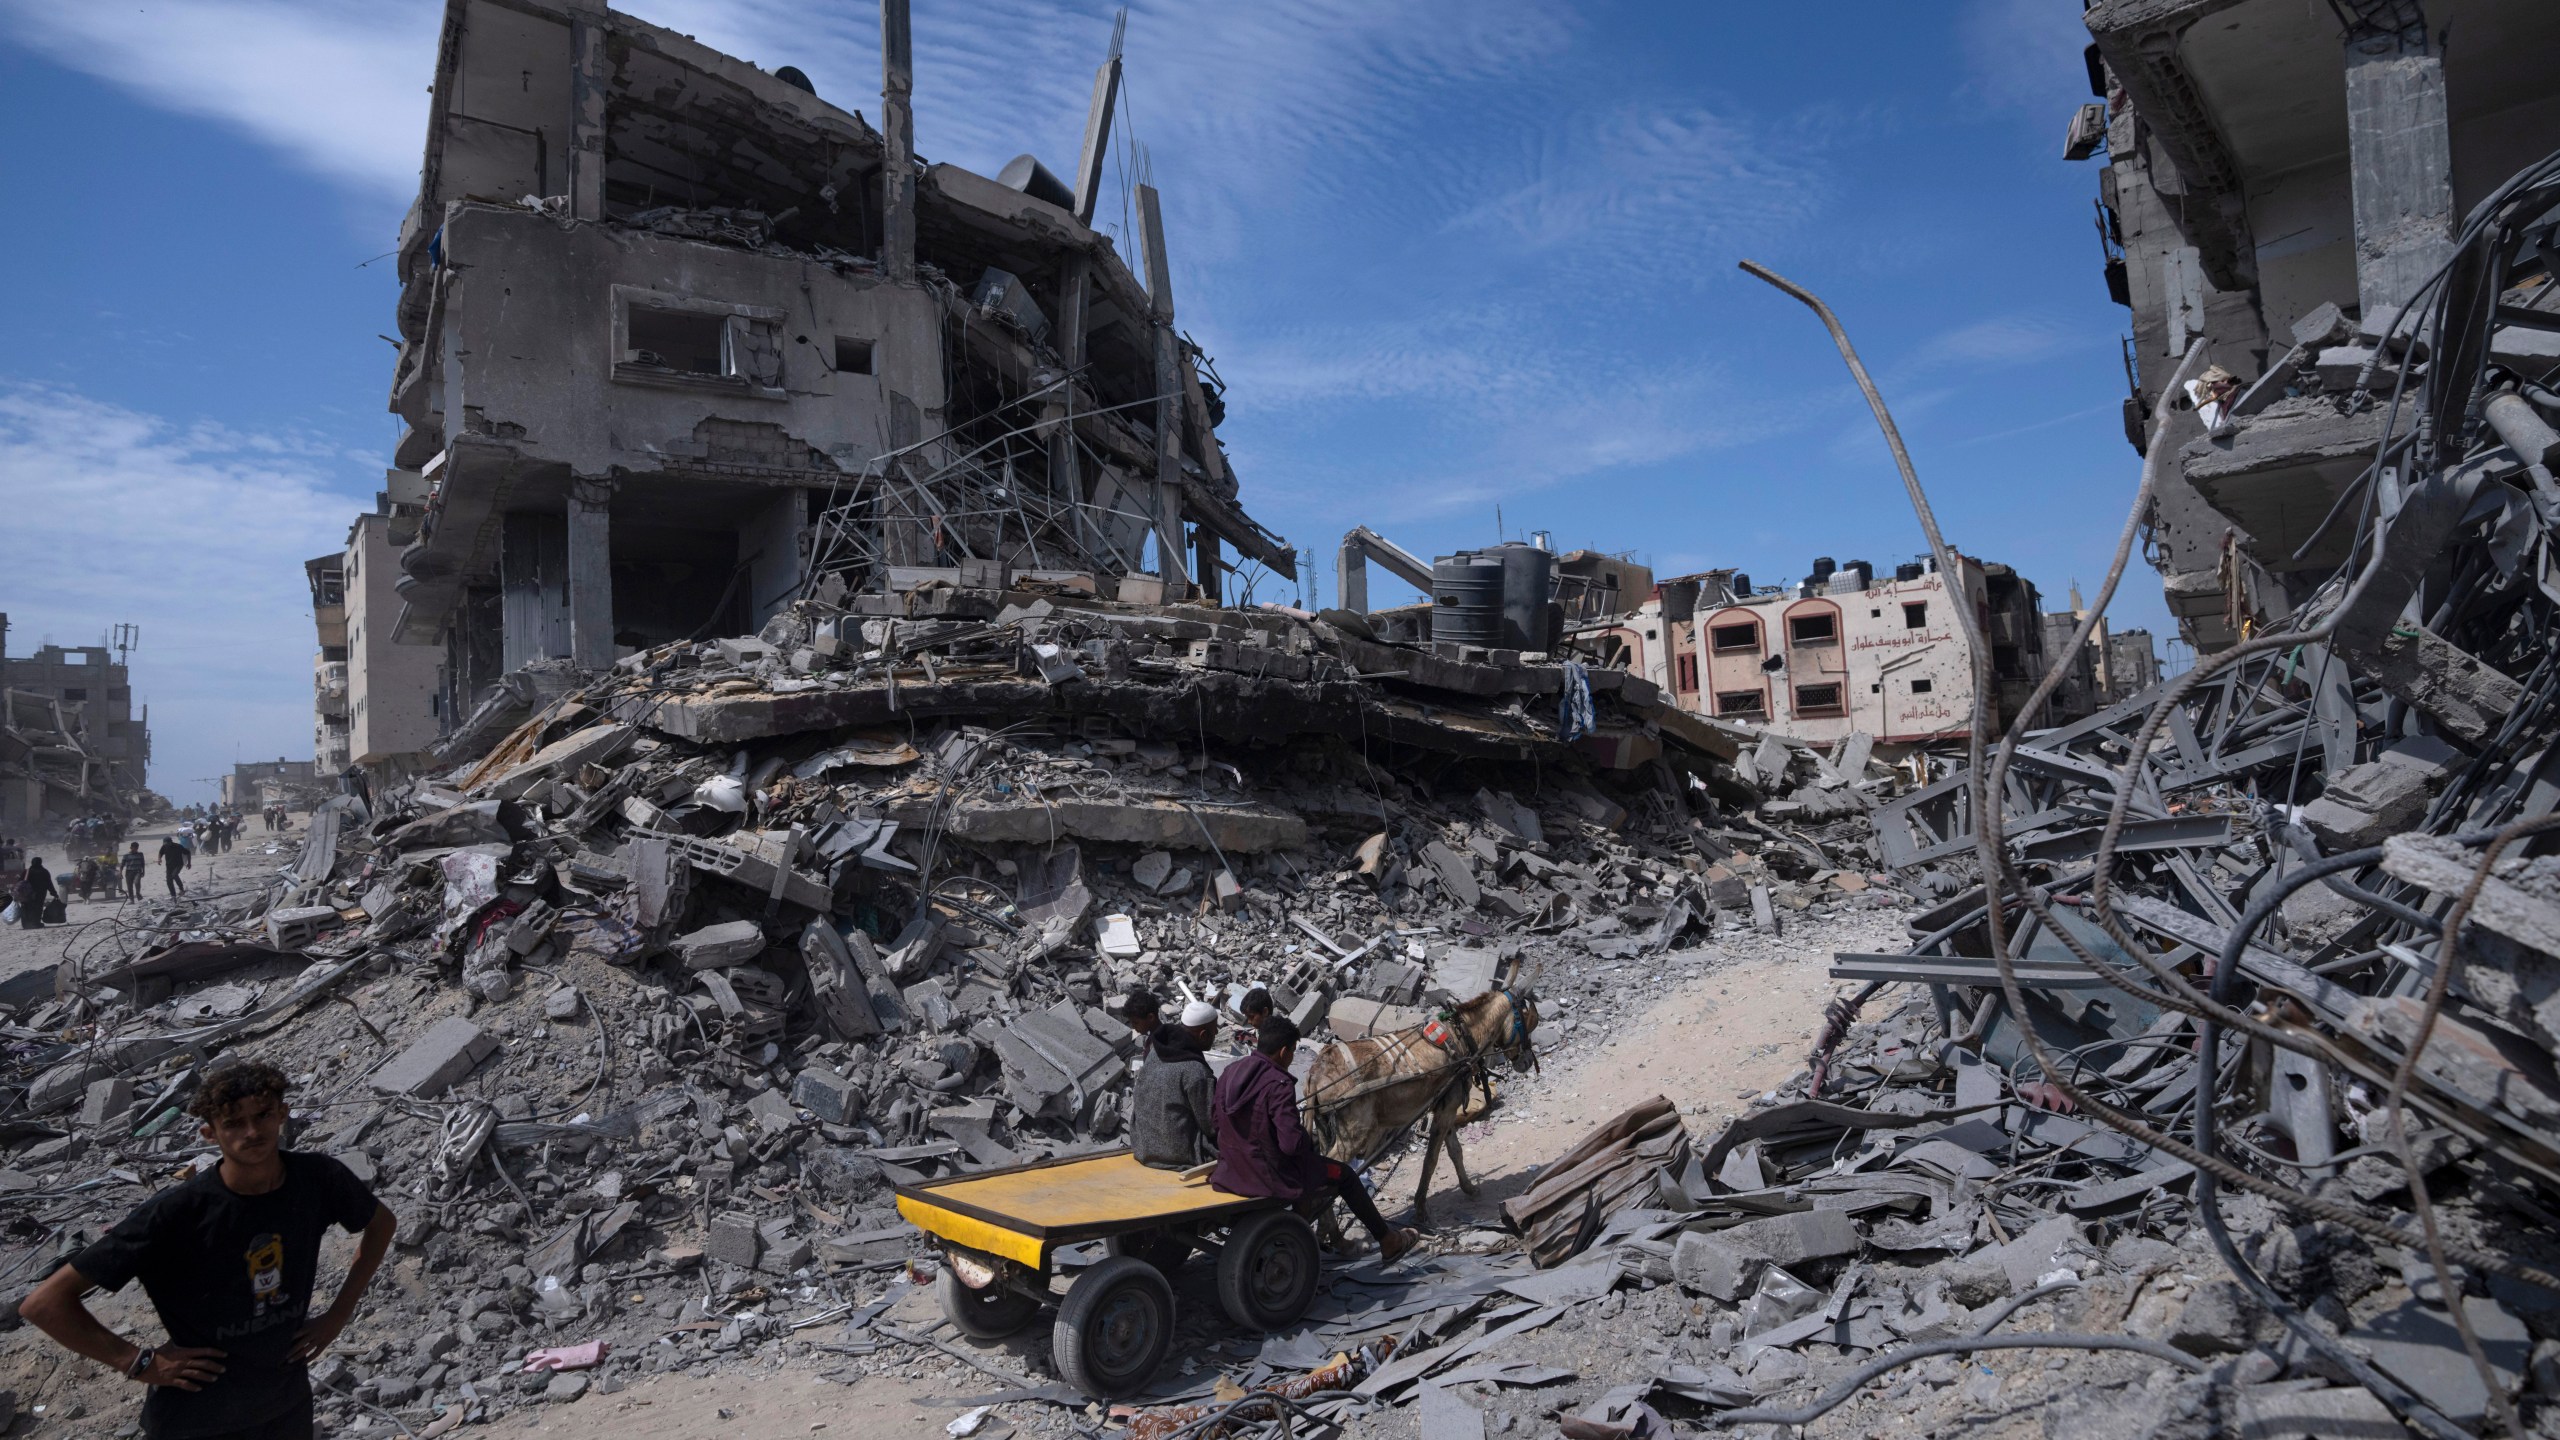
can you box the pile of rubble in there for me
[0,585,1913,1433]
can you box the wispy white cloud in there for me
[1956,0,2093,113]
[1445,100,1826,280]
[0,0,435,205]
[1914,312,2076,368]
[0,383,364,801]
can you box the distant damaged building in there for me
[0,628,152,829]
[1594,556,2053,751]
[2075,0,2560,651]
[386,0,1290,728]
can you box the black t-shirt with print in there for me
[70,1152,379,1438]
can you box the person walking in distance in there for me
[18,1061,396,1440]
[158,835,190,897]
[121,842,147,902]
[13,856,57,929]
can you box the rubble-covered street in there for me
[25,1,2560,1438]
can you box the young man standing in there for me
[121,842,147,902]
[19,1061,395,1440]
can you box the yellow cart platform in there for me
[896,1149,1323,1398]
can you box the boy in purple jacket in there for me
[1209,1017,1418,1263]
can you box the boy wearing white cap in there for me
[1129,1000,1220,1168]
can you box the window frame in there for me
[610,285,788,399]
[1714,689,1768,718]
[1903,601,1929,630]
[1709,620,1761,655]
[1792,681,1846,717]
[1786,611,1839,646]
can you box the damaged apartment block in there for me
[387,0,1288,731]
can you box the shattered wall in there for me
[387,0,1293,742]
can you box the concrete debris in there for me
[42,3,2560,1436]
[1,517,1916,1431]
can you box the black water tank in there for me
[1730,572,1752,599]
[1488,542,1555,651]
[1431,553,1506,647]
[1843,559,1873,590]
[1660,577,1701,623]
[1809,556,1837,588]
[997,154,1076,210]
[1895,561,1924,582]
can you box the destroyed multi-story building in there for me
[2106,624,2164,693]
[384,0,1291,731]
[0,627,152,831]
[1593,556,2051,750]
[2075,0,2560,650]
[304,551,352,775]
[220,757,318,811]
[309,481,444,783]
[2036,584,2163,723]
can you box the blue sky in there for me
[0,0,2162,803]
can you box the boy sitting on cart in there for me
[1209,1018,1418,1264]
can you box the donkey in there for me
[1299,986,1539,1227]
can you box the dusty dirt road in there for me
[1390,911,1901,1232]
[0,816,305,986]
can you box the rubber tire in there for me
[1105,1229,1192,1278]
[1053,1255,1175,1399]
[939,1264,1040,1340]
[1215,1209,1321,1331]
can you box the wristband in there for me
[127,1346,155,1380]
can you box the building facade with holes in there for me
[1593,557,2050,750]
[380,1,1292,740]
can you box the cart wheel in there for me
[1216,1209,1320,1331]
[939,1265,1040,1340]
[1105,1229,1193,1277]
[1053,1256,1174,1398]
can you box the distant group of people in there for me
[3,800,280,927]
[1113,985,1419,1264]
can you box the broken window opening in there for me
[626,305,726,376]
[1710,622,1759,654]
[1910,677,1934,694]
[617,291,784,390]
[1793,682,1844,716]
[1903,602,1928,629]
[1715,690,1767,718]
[834,337,875,375]
[60,688,87,702]
[1787,612,1837,646]
[1675,653,1698,692]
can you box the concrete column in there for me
[566,0,609,220]
[2345,10,2454,320]
[567,477,615,669]
[879,0,916,283]
[745,490,807,629]
[1050,252,1090,512]
[1194,530,1221,605]
[499,512,570,670]
[1071,31,1122,225]
[1136,184,1191,590]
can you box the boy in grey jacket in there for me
[1129,1001,1219,1168]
